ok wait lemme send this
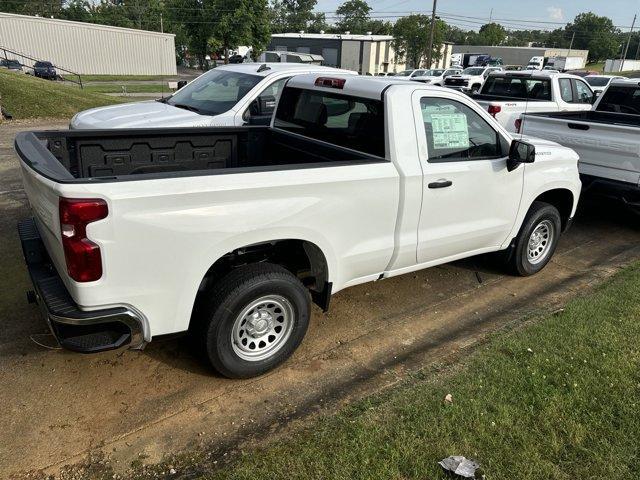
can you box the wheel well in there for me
[194,240,331,315]
[534,189,574,230]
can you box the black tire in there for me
[508,201,562,276]
[193,263,311,379]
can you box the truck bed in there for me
[523,110,640,127]
[15,126,382,183]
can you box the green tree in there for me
[59,0,92,22]
[393,15,445,68]
[271,0,317,33]
[565,12,620,62]
[478,22,507,46]
[335,0,371,34]
[212,0,271,63]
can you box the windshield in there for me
[35,61,52,67]
[167,69,262,116]
[422,69,444,76]
[585,77,611,87]
[395,70,413,77]
[462,68,484,76]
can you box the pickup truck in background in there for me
[472,72,595,132]
[411,68,463,86]
[70,63,355,129]
[17,75,581,378]
[519,79,640,212]
[443,66,504,94]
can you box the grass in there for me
[585,62,640,77]
[79,74,180,82]
[84,83,169,94]
[0,70,127,119]
[181,262,640,480]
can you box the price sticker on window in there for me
[430,113,469,150]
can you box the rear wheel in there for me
[193,263,311,378]
[508,201,562,276]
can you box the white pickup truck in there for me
[443,66,504,94]
[70,63,355,129]
[472,72,595,132]
[519,79,640,212]
[17,74,581,378]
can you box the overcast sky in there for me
[315,0,640,31]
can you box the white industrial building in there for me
[0,12,176,75]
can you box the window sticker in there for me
[430,113,469,150]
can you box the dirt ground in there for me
[1,120,639,479]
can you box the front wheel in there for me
[508,201,562,276]
[193,263,311,378]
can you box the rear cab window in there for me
[596,85,640,115]
[482,76,551,100]
[274,87,386,158]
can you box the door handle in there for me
[428,180,453,189]
[567,122,589,130]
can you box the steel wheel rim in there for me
[527,219,554,265]
[231,295,295,362]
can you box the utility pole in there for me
[160,12,164,33]
[426,0,438,69]
[567,31,575,56]
[489,8,493,23]
[621,14,637,72]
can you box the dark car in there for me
[33,61,57,80]
[0,59,23,71]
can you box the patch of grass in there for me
[79,74,181,82]
[585,62,640,77]
[0,70,126,119]
[201,262,640,480]
[84,83,169,94]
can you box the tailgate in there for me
[521,115,640,186]
[16,132,73,281]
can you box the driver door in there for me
[413,92,524,264]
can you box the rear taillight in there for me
[488,105,501,117]
[514,118,522,133]
[59,198,108,282]
[315,77,346,89]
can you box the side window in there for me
[248,78,289,119]
[559,78,574,103]
[573,79,593,104]
[420,97,503,162]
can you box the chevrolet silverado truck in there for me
[443,66,504,94]
[16,74,581,378]
[70,63,355,129]
[472,72,594,132]
[519,79,640,212]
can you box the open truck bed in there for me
[15,126,381,183]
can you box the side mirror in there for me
[507,139,535,171]
[177,80,187,90]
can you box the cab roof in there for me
[285,73,441,100]
[214,62,355,77]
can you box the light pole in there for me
[426,0,438,69]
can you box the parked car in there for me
[31,60,57,80]
[17,74,581,378]
[394,69,429,80]
[70,63,355,129]
[472,72,595,132]
[0,59,23,71]
[443,66,504,94]
[584,75,624,95]
[411,68,463,85]
[519,78,639,211]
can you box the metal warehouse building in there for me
[451,45,589,67]
[0,12,176,75]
